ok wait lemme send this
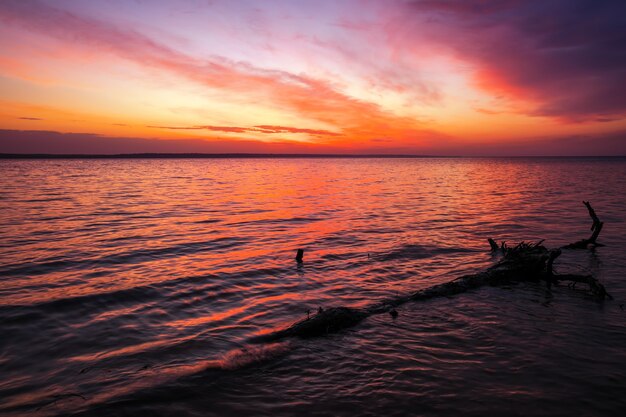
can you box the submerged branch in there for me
[258,307,368,341]
[554,273,612,300]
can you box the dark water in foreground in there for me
[1,158,625,417]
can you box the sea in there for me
[1,157,625,417]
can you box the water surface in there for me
[1,158,625,416]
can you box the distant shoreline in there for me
[1,153,625,159]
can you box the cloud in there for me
[147,124,341,136]
[204,125,251,133]
[2,128,623,156]
[146,125,224,131]
[0,0,436,146]
[474,108,502,115]
[3,0,621,155]
[0,129,337,154]
[0,128,434,154]
[397,0,626,121]
[453,131,626,156]
[18,116,43,120]
[251,125,341,136]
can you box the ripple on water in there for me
[0,158,625,417]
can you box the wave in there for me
[0,236,249,277]
[377,244,477,262]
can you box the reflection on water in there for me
[1,158,625,416]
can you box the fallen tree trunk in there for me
[255,202,611,342]
[257,307,369,340]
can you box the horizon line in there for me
[2,153,626,159]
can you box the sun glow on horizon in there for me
[1,0,625,155]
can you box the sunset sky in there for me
[1,0,625,155]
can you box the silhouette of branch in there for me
[555,273,612,300]
[563,201,604,249]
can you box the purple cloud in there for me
[398,0,626,121]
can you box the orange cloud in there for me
[147,124,340,136]
[0,0,444,149]
[252,125,341,136]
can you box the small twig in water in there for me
[138,363,152,371]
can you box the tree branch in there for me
[563,201,604,249]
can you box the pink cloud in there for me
[393,0,626,121]
[147,124,341,136]
[0,0,438,145]
[252,125,341,136]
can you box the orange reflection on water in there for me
[2,158,626,417]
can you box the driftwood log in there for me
[255,202,611,343]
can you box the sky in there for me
[1,0,625,155]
